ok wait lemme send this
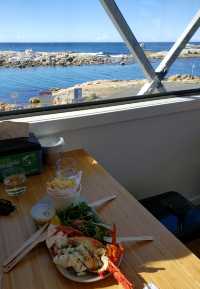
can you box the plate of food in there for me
[46,202,133,289]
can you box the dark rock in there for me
[29,97,41,104]
[67,56,75,63]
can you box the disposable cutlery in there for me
[3,223,48,268]
[3,231,47,273]
[89,194,117,209]
[104,235,154,243]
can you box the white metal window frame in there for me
[100,0,200,95]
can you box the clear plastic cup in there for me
[46,157,83,209]
[3,167,26,196]
[56,157,77,178]
[47,184,81,210]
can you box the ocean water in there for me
[0,42,175,53]
[0,42,200,104]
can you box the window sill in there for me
[3,95,200,136]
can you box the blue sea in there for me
[0,42,200,104]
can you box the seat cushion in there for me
[140,191,200,241]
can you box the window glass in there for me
[0,0,200,114]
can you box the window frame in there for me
[1,0,200,119]
[1,87,200,120]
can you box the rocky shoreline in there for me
[1,74,200,112]
[1,47,200,68]
[52,74,200,105]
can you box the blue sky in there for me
[0,0,200,42]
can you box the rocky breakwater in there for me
[0,50,129,68]
[1,47,200,68]
[145,47,200,59]
[167,74,200,82]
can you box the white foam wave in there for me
[76,51,104,56]
[76,52,128,57]
[110,54,128,58]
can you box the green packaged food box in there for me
[0,134,43,181]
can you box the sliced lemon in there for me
[65,179,76,188]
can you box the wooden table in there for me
[1,149,200,289]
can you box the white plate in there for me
[55,256,122,283]
[47,232,122,283]
[56,266,110,283]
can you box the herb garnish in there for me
[57,202,109,241]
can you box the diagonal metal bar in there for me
[138,8,200,95]
[100,0,166,93]
[157,9,200,76]
[138,80,165,96]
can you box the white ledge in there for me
[4,95,200,136]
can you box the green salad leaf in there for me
[57,202,109,241]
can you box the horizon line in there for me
[0,40,200,44]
